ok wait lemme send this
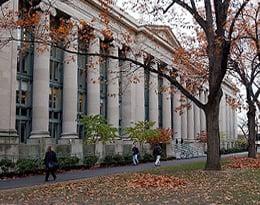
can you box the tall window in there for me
[49,46,63,141]
[77,39,88,138]
[100,44,108,119]
[158,76,163,128]
[144,70,150,121]
[16,28,33,143]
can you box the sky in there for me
[115,0,258,130]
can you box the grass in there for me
[1,159,260,205]
[150,161,206,174]
[149,158,229,174]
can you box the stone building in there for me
[0,0,237,160]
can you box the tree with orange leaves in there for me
[228,3,260,158]
[0,0,253,170]
[121,0,252,170]
[147,128,173,145]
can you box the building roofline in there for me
[78,0,179,51]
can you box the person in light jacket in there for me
[153,144,162,166]
[132,144,140,165]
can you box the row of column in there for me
[219,94,237,142]
[173,90,207,141]
[29,11,98,139]
[29,8,208,140]
[30,11,123,139]
[121,60,172,130]
[29,11,237,141]
[175,90,237,142]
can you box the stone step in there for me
[174,143,205,159]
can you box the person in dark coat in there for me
[132,144,140,165]
[153,144,162,166]
[44,146,58,182]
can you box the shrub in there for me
[141,153,154,163]
[123,155,133,165]
[235,138,248,150]
[80,115,118,144]
[0,159,15,174]
[102,155,115,166]
[58,156,79,169]
[83,155,98,168]
[220,146,247,155]
[102,154,138,166]
[125,121,159,145]
[112,154,125,165]
[16,159,39,174]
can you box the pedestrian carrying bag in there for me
[48,162,58,169]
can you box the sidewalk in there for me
[0,152,247,190]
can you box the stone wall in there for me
[0,136,19,161]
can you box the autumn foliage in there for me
[127,173,187,189]
[147,128,172,145]
[196,130,207,143]
[227,157,260,169]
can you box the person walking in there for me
[44,146,58,182]
[132,144,140,165]
[153,144,162,166]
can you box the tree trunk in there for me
[247,102,256,158]
[205,90,222,170]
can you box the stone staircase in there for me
[174,143,206,159]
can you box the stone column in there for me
[233,108,237,140]
[181,95,188,140]
[135,52,145,122]
[149,61,159,128]
[61,21,78,138]
[225,95,230,147]
[173,91,182,140]
[219,95,225,133]
[193,94,201,139]
[199,90,206,132]
[187,100,195,141]
[162,77,171,129]
[223,95,227,134]
[30,11,51,138]
[107,43,119,128]
[229,105,234,142]
[0,0,19,159]
[227,103,231,139]
[121,51,136,129]
[163,75,172,157]
[87,33,102,115]
[219,94,226,148]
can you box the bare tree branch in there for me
[9,36,205,110]
[163,0,207,33]
[228,0,250,41]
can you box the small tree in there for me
[125,121,159,153]
[147,128,172,146]
[80,115,118,156]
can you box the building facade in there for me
[0,0,238,160]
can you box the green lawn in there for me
[1,160,260,205]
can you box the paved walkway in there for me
[0,152,247,190]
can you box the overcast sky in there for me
[115,0,258,130]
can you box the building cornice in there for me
[56,0,179,53]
